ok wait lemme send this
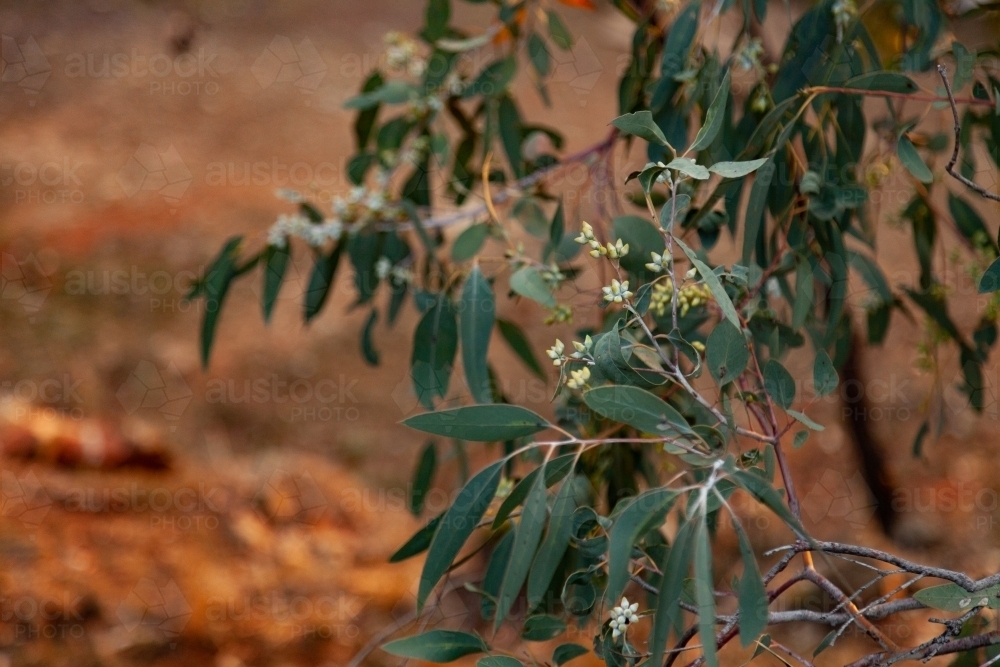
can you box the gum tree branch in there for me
[937,64,1000,203]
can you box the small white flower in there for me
[566,366,591,390]
[602,279,633,304]
[685,267,698,280]
[645,251,672,273]
[546,340,565,366]
[375,256,392,280]
[608,597,640,641]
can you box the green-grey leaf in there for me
[496,319,546,379]
[510,266,557,308]
[649,518,695,666]
[411,295,459,409]
[403,405,550,441]
[495,471,548,629]
[390,513,442,563]
[667,157,710,180]
[606,488,678,604]
[675,237,740,328]
[201,236,242,368]
[382,630,487,662]
[361,309,379,366]
[694,515,718,667]
[410,441,437,515]
[452,224,490,262]
[732,519,768,646]
[261,244,289,323]
[793,431,809,449]
[730,469,807,539]
[546,10,573,49]
[417,462,504,610]
[522,614,566,641]
[706,320,748,386]
[708,158,769,179]
[553,643,589,665]
[979,258,1000,293]
[913,583,1000,611]
[527,475,577,609]
[763,359,795,409]
[844,72,918,94]
[787,409,824,431]
[689,69,730,152]
[813,350,838,397]
[460,266,495,404]
[611,110,670,147]
[583,385,694,437]
[478,657,524,667]
[897,135,933,184]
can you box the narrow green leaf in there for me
[914,583,1000,611]
[261,244,289,322]
[787,409,824,431]
[667,157,710,180]
[742,159,776,264]
[813,350,838,397]
[649,518,696,665]
[478,657,524,667]
[732,519,768,646]
[452,224,489,262]
[979,258,1000,293]
[606,488,679,604]
[510,266,557,307]
[527,475,577,609]
[463,57,517,99]
[417,461,504,610]
[496,319,546,379]
[611,110,670,147]
[676,238,740,328]
[495,471,548,629]
[460,266,496,404]
[689,69,731,152]
[389,513,443,562]
[844,72,918,94]
[494,453,575,530]
[361,308,380,366]
[694,515,718,667]
[793,431,809,449]
[403,405,550,441]
[498,96,524,178]
[763,359,795,409]
[553,643,589,665]
[410,441,437,515]
[411,295,459,409]
[708,158,768,178]
[706,320,748,386]
[304,242,344,323]
[528,33,551,78]
[424,0,451,41]
[583,385,694,437]
[522,614,566,641]
[546,10,573,49]
[730,469,807,539]
[200,236,242,368]
[382,630,487,662]
[897,135,933,184]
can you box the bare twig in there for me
[937,65,1000,203]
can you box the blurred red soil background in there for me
[1,1,1000,665]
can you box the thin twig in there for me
[937,65,1000,203]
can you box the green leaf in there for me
[424,0,451,41]
[649,518,695,666]
[897,135,933,184]
[742,159,776,264]
[353,71,383,149]
[382,630,487,662]
[410,441,437,515]
[914,583,1000,611]
[675,237,740,328]
[452,224,489,262]
[496,319,546,379]
[732,519,768,646]
[546,10,573,49]
[708,158,769,178]
[478,657,524,667]
[522,614,566,641]
[730,469,807,539]
[979,258,1000,293]
[411,295,459,409]
[463,57,517,99]
[460,266,496,404]
[689,69,730,152]
[694,515,718,667]
[304,242,345,323]
[791,260,813,331]
[813,350,838,397]
[612,215,665,277]
[417,462,504,610]
[361,309,379,365]
[498,96,524,178]
[844,72,918,94]
[526,474,577,609]
[787,409,824,431]
[611,110,670,147]
[201,236,242,368]
[552,643,589,665]
[389,513,442,562]
[793,431,809,449]
[528,33,551,78]
[261,244,289,323]
[706,320,748,386]
[763,359,795,409]
[667,157,710,180]
[403,405,550,441]
[583,385,694,437]
[606,488,679,604]
[495,471,548,629]
[510,266,557,307]
[493,454,574,529]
